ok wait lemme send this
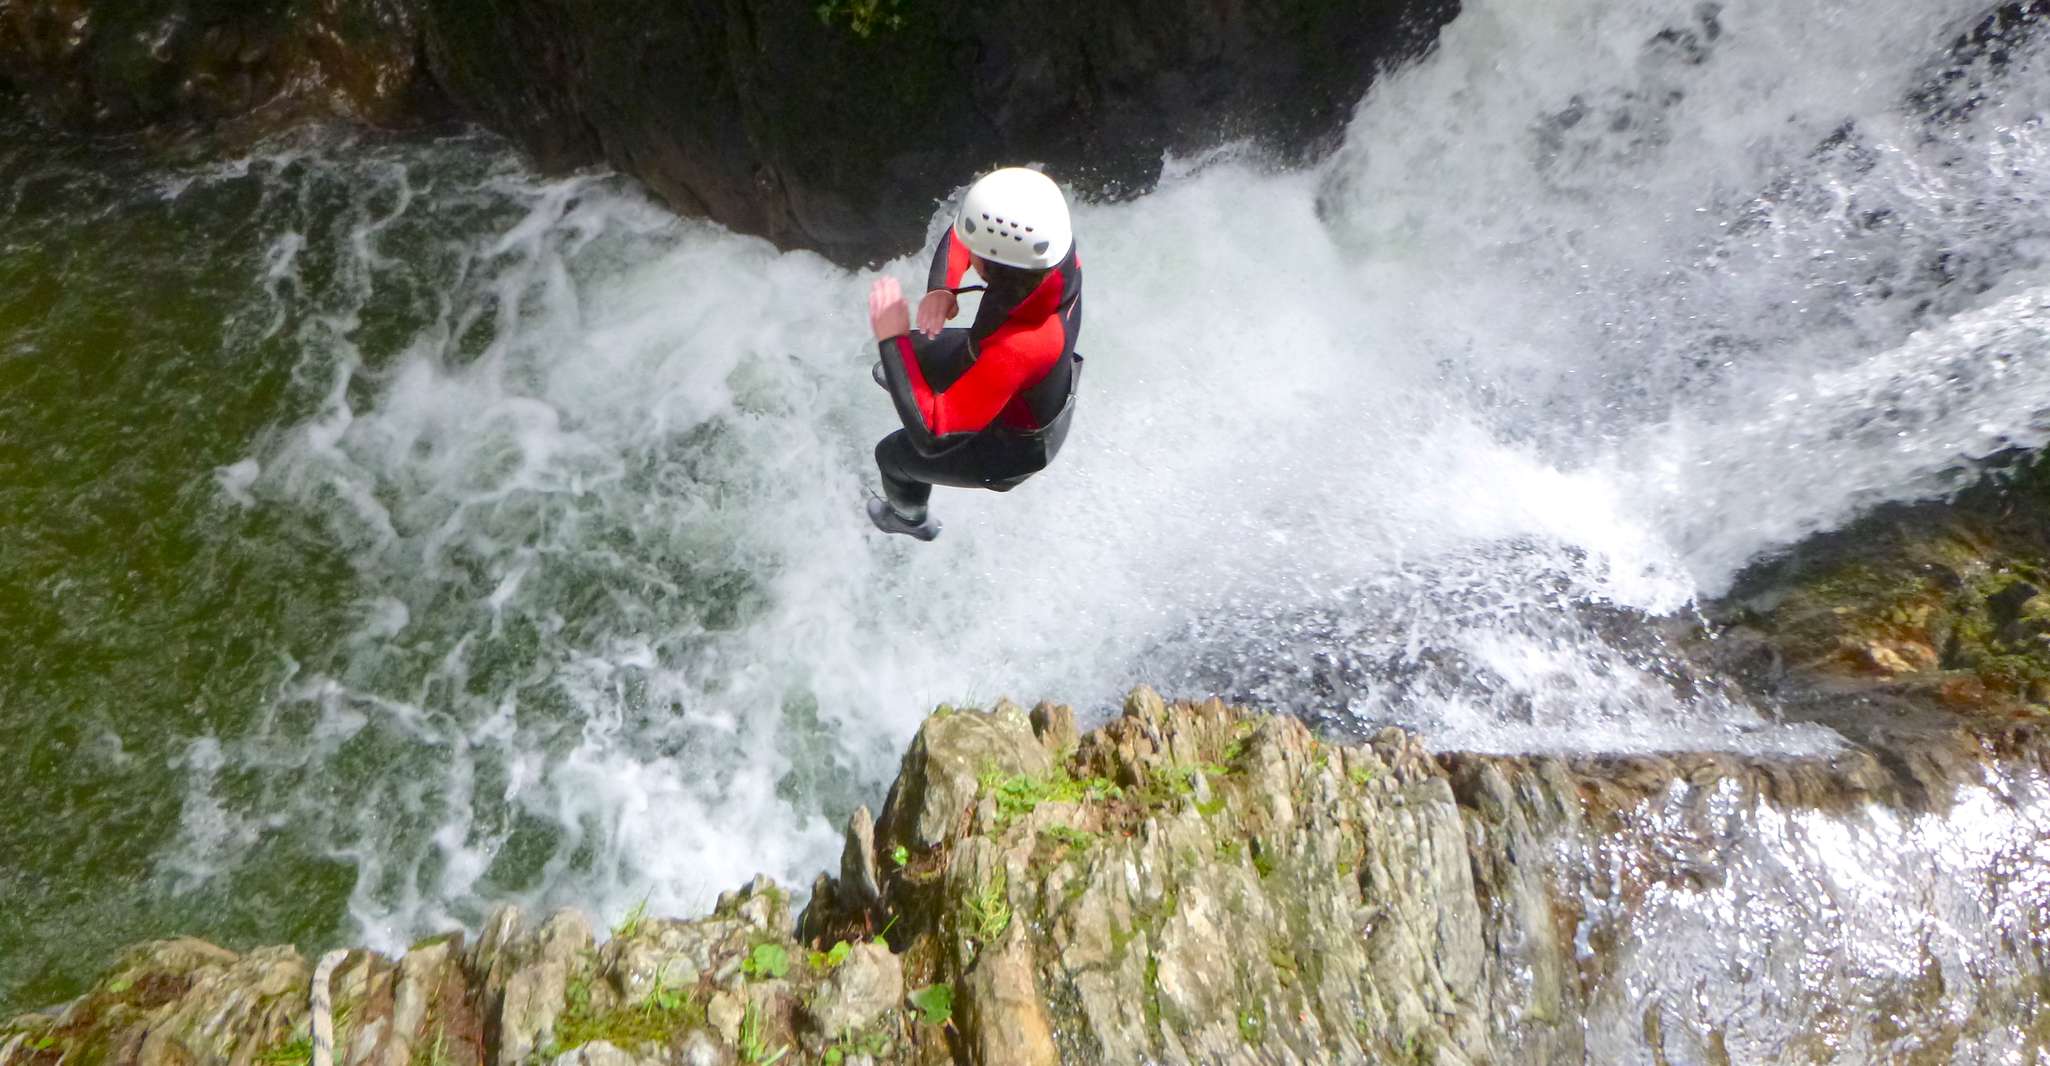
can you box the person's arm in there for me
[917,230,975,336]
[880,323,1062,449]
[871,278,941,450]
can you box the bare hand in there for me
[868,276,910,341]
[916,289,959,337]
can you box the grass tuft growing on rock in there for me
[611,894,650,940]
[409,1028,458,1066]
[961,870,1012,945]
[255,1038,312,1066]
[979,766,1119,825]
[736,999,786,1064]
[1041,824,1098,851]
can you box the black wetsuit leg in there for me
[873,327,1062,516]
[875,429,1047,515]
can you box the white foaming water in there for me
[1571,767,2050,1063]
[161,0,2050,963]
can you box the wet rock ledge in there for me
[5,689,2047,1066]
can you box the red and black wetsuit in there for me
[874,229,1083,516]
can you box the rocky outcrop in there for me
[800,692,2050,1063]
[1712,450,2050,724]
[11,688,2045,1065]
[0,880,886,1066]
[411,0,1457,264]
[0,0,1457,263]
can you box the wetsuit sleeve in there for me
[878,336,943,451]
[926,229,973,294]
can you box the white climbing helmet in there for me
[954,167,1072,270]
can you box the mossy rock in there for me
[1720,450,2050,713]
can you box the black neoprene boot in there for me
[866,497,942,541]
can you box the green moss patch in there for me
[544,966,705,1057]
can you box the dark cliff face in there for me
[416,0,1458,265]
[0,0,1457,264]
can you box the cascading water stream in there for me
[5,0,2050,1048]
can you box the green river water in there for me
[3,125,539,1007]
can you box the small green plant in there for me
[821,1025,891,1065]
[1252,849,1277,879]
[1238,1006,1265,1044]
[105,976,133,995]
[1349,765,1377,787]
[1142,954,1165,1031]
[961,870,1011,944]
[736,999,787,1064]
[808,940,853,972]
[1043,824,1098,850]
[872,912,900,949]
[613,893,651,939]
[814,0,905,38]
[409,1027,456,1066]
[641,963,688,1013]
[890,844,910,868]
[907,984,953,1026]
[742,942,790,981]
[256,1037,313,1066]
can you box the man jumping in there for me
[865,167,1084,541]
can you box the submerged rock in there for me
[1715,449,2050,726]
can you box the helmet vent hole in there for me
[963,217,977,233]
[1033,240,1050,254]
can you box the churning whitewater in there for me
[140,0,2050,979]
